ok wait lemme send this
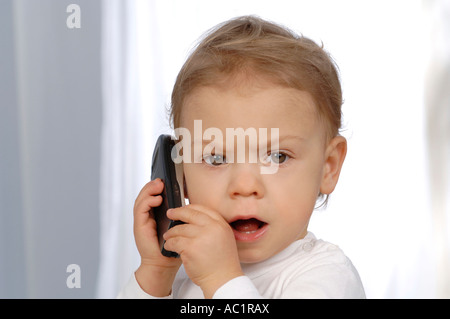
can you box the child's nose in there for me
[227,163,265,199]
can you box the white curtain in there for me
[97,0,175,298]
[424,0,450,298]
[97,0,149,298]
[97,0,450,298]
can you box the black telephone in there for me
[151,134,185,258]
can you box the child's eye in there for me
[203,154,227,166]
[265,152,290,164]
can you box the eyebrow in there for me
[191,139,225,147]
[263,135,305,150]
[190,134,305,144]
[277,135,305,142]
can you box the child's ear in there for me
[320,136,347,195]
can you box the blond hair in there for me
[170,15,342,140]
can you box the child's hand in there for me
[163,204,244,298]
[133,178,182,297]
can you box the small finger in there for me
[134,179,163,212]
[134,195,163,226]
[163,223,199,240]
[173,204,226,224]
[137,179,164,199]
[167,206,210,226]
[163,236,188,255]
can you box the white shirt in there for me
[118,232,366,299]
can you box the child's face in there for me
[180,78,335,264]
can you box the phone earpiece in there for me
[183,176,189,199]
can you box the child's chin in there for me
[237,246,273,264]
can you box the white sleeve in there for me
[281,260,366,299]
[212,276,263,299]
[116,273,173,299]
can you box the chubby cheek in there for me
[267,168,320,230]
[270,188,314,236]
[182,164,202,204]
[278,203,312,241]
[271,163,321,204]
[182,164,221,206]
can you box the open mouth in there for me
[230,218,268,242]
[230,218,266,233]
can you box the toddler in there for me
[118,16,365,299]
